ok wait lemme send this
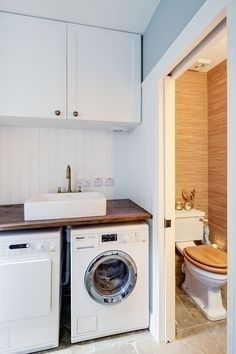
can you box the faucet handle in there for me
[57,186,62,193]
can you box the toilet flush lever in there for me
[199,218,208,224]
[164,219,172,228]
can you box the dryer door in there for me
[0,258,52,322]
[85,250,137,305]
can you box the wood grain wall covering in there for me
[175,70,208,214]
[0,127,129,204]
[207,60,227,250]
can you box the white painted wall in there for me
[0,127,129,204]
[129,84,155,213]
[128,78,161,339]
[143,0,206,78]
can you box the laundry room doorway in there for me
[166,25,228,342]
[163,25,228,343]
[155,5,229,344]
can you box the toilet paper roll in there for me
[203,225,211,246]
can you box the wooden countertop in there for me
[0,199,152,231]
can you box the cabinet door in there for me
[0,13,66,120]
[67,24,141,123]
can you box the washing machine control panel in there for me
[101,233,117,242]
[98,231,146,244]
[99,232,136,244]
[73,224,148,251]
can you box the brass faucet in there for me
[57,165,82,193]
[66,164,72,193]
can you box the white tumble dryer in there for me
[0,229,60,354]
[71,222,149,343]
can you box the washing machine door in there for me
[85,250,137,305]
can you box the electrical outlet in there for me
[78,178,92,187]
[105,177,114,186]
[93,177,103,187]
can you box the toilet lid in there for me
[183,245,227,274]
[184,245,227,268]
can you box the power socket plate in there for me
[78,178,92,187]
[93,177,104,187]
[105,177,114,186]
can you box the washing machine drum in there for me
[85,250,137,305]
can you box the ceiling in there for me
[0,0,160,34]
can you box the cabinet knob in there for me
[55,110,61,116]
[73,111,79,117]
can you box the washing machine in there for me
[71,222,149,343]
[0,229,60,354]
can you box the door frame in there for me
[143,0,236,347]
[163,76,176,342]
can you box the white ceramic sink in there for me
[24,192,106,220]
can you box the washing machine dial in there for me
[121,233,133,243]
[49,245,56,252]
[121,234,128,242]
[35,244,44,251]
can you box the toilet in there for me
[175,209,227,321]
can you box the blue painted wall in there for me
[143,0,206,79]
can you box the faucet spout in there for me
[66,165,72,193]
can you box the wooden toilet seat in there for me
[183,245,227,275]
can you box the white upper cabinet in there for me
[68,24,140,124]
[0,13,66,120]
[0,12,141,129]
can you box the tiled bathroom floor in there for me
[175,284,227,338]
[41,286,227,354]
[42,325,226,354]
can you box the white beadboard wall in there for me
[0,126,129,204]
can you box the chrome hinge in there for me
[164,219,172,228]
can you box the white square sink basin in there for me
[24,192,106,220]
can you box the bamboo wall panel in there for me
[207,60,227,250]
[175,71,208,214]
